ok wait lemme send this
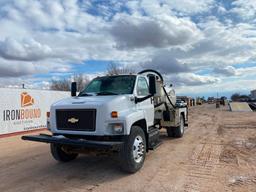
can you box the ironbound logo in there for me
[3,92,41,121]
[21,92,34,107]
[68,117,79,124]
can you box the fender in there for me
[119,110,146,135]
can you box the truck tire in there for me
[166,127,174,137]
[50,143,78,162]
[173,115,185,138]
[119,126,146,173]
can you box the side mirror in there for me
[170,83,173,87]
[148,75,156,95]
[71,82,77,97]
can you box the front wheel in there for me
[50,143,78,162]
[119,126,146,173]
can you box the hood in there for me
[52,95,130,108]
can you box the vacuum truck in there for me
[22,69,188,173]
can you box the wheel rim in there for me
[133,135,145,163]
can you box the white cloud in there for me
[162,18,256,70]
[0,58,46,77]
[139,0,172,16]
[213,66,237,76]
[0,0,119,77]
[163,0,215,15]
[0,38,52,61]
[0,0,255,96]
[236,66,256,76]
[217,6,227,14]
[110,13,201,49]
[138,0,214,16]
[231,0,256,20]
[167,73,220,86]
[142,50,190,74]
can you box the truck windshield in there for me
[79,75,136,96]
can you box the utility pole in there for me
[216,92,220,108]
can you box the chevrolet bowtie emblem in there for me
[68,117,79,123]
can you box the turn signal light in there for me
[46,112,50,118]
[111,111,118,118]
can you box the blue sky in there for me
[0,0,256,98]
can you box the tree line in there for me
[230,93,251,102]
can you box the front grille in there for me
[56,109,96,131]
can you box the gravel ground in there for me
[1,104,256,192]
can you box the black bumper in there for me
[22,134,124,150]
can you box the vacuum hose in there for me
[138,69,176,109]
[163,86,176,109]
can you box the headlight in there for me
[109,123,124,134]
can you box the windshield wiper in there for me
[78,93,93,97]
[96,91,118,95]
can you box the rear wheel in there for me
[50,143,78,162]
[167,127,174,137]
[119,126,146,173]
[173,115,185,138]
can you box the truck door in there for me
[136,77,154,127]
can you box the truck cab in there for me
[22,69,188,173]
[50,74,154,137]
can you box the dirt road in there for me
[1,104,256,192]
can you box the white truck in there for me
[22,69,188,173]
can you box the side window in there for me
[137,77,149,96]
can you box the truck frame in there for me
[22,69,188,173]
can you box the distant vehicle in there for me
[220,96,227,105]
[207,97,215,104]
[197,100,203,105]
[176,99,187,107]
[196,98,203,105]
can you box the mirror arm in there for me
[135,94,153,104]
